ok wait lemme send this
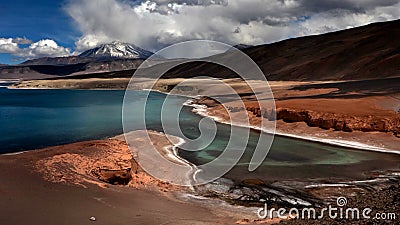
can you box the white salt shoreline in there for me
[2,150,29,156]
[167,134,201,186]
[121,130,201,187]
[184,99,400,155]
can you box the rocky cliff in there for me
[245,106,400,137]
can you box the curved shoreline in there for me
[166,133,201,186]
[184,99,400,155]
[122,130,201,187]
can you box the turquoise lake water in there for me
[1,87,399,181]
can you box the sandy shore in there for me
[0,133,280,224]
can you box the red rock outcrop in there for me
[246,106,400,137]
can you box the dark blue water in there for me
[0,87,202,152]
[1,87,399,181]
[0,88,124,152]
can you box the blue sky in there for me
[0,0,78,64]
[0,0,75,44]
[1,0,399,65]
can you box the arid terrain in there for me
[0,135,255,225]
[1,19,399,225]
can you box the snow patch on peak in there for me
[79,41,153,59]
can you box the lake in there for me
[1,87,399,182]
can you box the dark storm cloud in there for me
[12,37,33,45]
[297,0,400,13]
[65,0,400,52]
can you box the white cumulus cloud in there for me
[0,38,20,53]
[0,38,71,59]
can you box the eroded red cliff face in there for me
[190,95,400,137]
[246,106,400,137]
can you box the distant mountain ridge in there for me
[1,20,399,81]
[21,56,93,66]
[232,44,253,50]
[160,19,400,81]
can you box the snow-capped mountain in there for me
[78,41,154,59]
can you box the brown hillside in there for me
[161,20,400,81]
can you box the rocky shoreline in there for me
[245,106,400,138]
[279,183,399,225]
